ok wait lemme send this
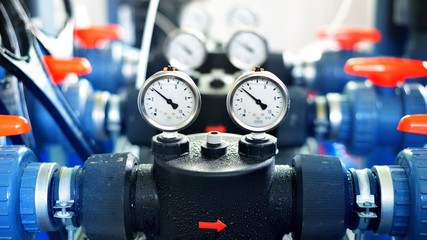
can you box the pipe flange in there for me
[388,166,410,236]
[81,152,139,239]
[325,93,343,140]
[344,82,377,154]
[313,96,329,138]
[371,166,394,234]
[292,154,347,240]
[20,162,42,232]
[35,163,59,231]
[396,148,427,239]
[106,94,122,137]
[0,146,37,239]
[83,91,110,140]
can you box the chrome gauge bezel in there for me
[226,70,290,132]
[226,30,268,70]
[137,70,201,132]
[164,29,207,71]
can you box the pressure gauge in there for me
[229,8,258,29]
[227,68,290,132]
[138,67,201,132]
[178,2,210,33]
[227,30,268,70]
[165,30,207,71]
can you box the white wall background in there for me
[72,0,375,53]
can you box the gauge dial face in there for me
[165,31,207,71]
[229,8,258,28]
[227,31,268,70]
[227,71,289,132]
[138,71,201,132]
[179,2,210,33]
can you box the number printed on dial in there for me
[232,78,284,129]
[144,77,196,128]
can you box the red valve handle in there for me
[43,56,92,84]
[0,115,31,136]
[318,27,381,51]
[74,24,123,49]
[397,114,427,135]
[344,57,427,87]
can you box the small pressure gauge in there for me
[178,2,210,33]
[165,30,207,71]
[227,30,268,70]
[138,67,201,132]
[229,8,258,29]
[227,68,290,133]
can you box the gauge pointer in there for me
[152,88,179,109]
[242,88,267,110]
[238,42,254,53]
[178,43,193,55]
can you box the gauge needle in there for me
[238,42,254,53]
[242,89,267,110]
[179,43,193,55]
[152,88,179,109]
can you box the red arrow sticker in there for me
[198,219,227,232]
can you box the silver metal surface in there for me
[314,96,328,138]
[326,93,342,140]
[371,166,394,234]
[355,169,376,208]
[92,91,110,140]
[35,163,59,231]
[352,169,377,231]
[137,70,202,132]
[58,167,73,202]
[226,70,290,133]
[107,94,122,137]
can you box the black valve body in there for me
[82,133,352,240]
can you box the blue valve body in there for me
[27,79,111,165]
[295,50,366,94]
[396,148,427,239]
[75,42,138,93]
[0,146,37,239]
[338,82,427,157]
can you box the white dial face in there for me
[166,31,206,70]
[229,8,258,28]
[140,75,199,131]
[179,3,210,33]
[228,74,289,132]
[227,31,268,70]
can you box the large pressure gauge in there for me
[138,67,201,132]
[178,2,210,33]
[227,30,268,70]
[227,68,290,132]
[164,30,207,71]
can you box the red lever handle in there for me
[318,27,381,51]
[397,114,427,135]
[43,56,92,84]
[74,24,123,49]
[0,115,31,137]
[344,57,427,87]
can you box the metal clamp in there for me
[54,167,79,240]
[350,168,378,231]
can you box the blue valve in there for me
[293,27,381,94]
[74,25,139,93]
[313,57,427,166]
